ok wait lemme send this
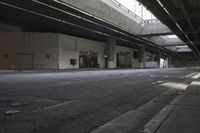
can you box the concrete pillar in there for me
[156,51,161,68]
[106,36,116,69]
[139,46,146,68]
[168,56,172,68]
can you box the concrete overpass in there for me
[1,1,200,133]
[0,0,183,70]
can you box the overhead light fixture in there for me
[167,35,178,39]
[157,0,164,7]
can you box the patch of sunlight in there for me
[161,82,189,90]
[156,81,164,83]
[114,0,156,20]
[166,35,178,39]
[150,75,156,77]
[152,82,157,85]
[184,72,198,78]
[191,81,200,86]
[191,72,200,79]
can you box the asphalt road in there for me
[0,68,198,133]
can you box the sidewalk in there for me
[0,68,167,74]
[90,78,192,133]
[0,69,103,74]
[142,79,200,133]
[0,70,19,74]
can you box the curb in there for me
[140,93,185,133]
[90,88,182,133]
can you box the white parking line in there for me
[61,81,71,85]
[32,100,77,113]
[163,76,170,78]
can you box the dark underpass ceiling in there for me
[138,0,200,61]
[0,0,195,61]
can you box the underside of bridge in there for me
[138,0,200,62]
[0,1,200,133]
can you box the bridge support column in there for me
[106,36,116,69]
[156,51,161,68]
[139,46,146,68]
[168,56,172,68]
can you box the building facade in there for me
[0,32,159,70]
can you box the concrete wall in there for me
[140,22,171,35]
[0,23,22,32]
[132,49,140,68]
[26,33,59,69]
[60,0,176,51]
[173,61,200,68]
[59,34,79,69]
[0,32,108,70]
[132,58,140,68]
[58,34,106,69]
[0,32,59,69]
[145,51,157,68]
[1,31,155,70]
[115,45,133,68]
[0,32,24,69]
[61,0,173,35]
[146,61,158,68]
[62,0,142,34]
[150,37,166,44]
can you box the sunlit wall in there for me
[116,0,156,20]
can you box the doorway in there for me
[117,52,131,68]
[79,51,99,68]
[160,58,168,68]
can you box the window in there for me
[70,59,77,66]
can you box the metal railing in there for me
[112,0,143,22]
[112,0,161,24]
[144,19,161,24]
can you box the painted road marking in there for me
[163,76,170,78]
[61,81,71,85]
[32,100,77,113]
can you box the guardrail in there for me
[112,0,161,24]
[112,0,143,22]
[144,19,161,24]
